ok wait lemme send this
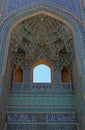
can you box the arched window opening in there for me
[33,64,51,83]
[13,65,23,83]
[61,66,70,83]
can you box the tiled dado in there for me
[6,113,78,130]
[12,83,71,91]
[6,113,78,123]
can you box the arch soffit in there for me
[32,59,52,69]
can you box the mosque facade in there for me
[0,0,85,130]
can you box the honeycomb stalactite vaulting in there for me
[9,14,74,70]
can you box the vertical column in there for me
[7,60,13,90]
[0,57,12,125]
[23,53,31,90]
[10,67,14,90]
[9,61,16,90]
[53,67,61,91]
[70,68,74,91]
[23,65,31,90]
[80,0,85,28]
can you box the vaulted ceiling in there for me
[9,14,74,69]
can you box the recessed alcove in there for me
[61,66,70,83]
[13,65,23,83]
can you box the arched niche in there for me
[13,65,23,83]
[61,66,70,83]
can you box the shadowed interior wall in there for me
[13,65,23,83]
[61,66,70,83]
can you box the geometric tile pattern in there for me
[2,0,82,21]
[12,83,71,91]
[6,113,78,123]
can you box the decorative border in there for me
[0,0,82,22]
[6,113,78,123]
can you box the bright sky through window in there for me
[33,64,51,83]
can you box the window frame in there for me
[31,59,53,84]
